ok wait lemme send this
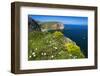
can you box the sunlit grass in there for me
[28,31,85,60]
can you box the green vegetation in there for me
[28,31,85,60]
[53,31,63,39]
[64,43,85,58]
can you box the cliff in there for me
[40,22,64,32]
[28,17,41,32]
[28,17,64,32]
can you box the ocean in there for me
[63,24,88,58]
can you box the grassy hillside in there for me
[28,31,85,60]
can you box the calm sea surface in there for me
[63,24,88,58]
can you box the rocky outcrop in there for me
[40,22,64,32]
[28,17,64,32]
[28,17,41,32]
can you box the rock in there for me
[28,17,64,32]
[28,16,41,32]
[64,37,76,45]
[40,22,64,32]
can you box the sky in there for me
[29,15,88,26]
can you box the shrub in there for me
[64,43,85,58]
[53,31,63,39]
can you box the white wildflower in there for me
[41,52,44,55]
[51,55,54,58]
[54,47,57,49]
[32,52,35,55]
[41,52,47,55]
[29,55,31,58]
[33,54,36,57]
[44,53,47,55]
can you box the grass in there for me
[28,31,85,60]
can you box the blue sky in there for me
[29,15,88,25]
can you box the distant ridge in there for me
[40,21,64,32]
[28,17,64,32]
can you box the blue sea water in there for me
[63,24,88,58]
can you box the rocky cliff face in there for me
[28,17,41,32]
[40,22,64,32]
[28,17,64,32]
